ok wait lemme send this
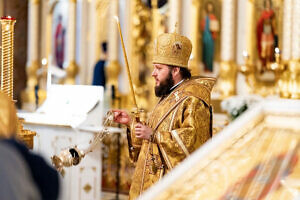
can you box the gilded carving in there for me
[64,60,79,84]
[30,0,40,4]
[83,184,92,193]
[130,0,153,111]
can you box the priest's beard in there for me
[154,70,174,97]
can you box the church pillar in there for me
[106,0,121,88]
[168,0,181,32]
[64,0,79,84]
[245,0,254,64]
[291,1,300,60]
[188,0,201,75]
[288,0,300,99]
[23,0,40,104]
[282,0,292,61]
[218,0,237,98]
[280,0,293,98]
[86,0,100,85]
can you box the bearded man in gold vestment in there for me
[113,32,215,199]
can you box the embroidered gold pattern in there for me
[127,77,215,200]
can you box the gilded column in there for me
[129,0,154,110]
[106,0,121,88]
[64,0,79,84]
[218,0,237,97]
[0,17,16,99]
[288,0,300,99]
[23,0,40,104]
[168,0,181,32]
[188,0,201,75]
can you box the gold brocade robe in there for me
[127,77,215,200]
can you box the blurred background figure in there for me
[92,42,107,88]
[0,91,60,200]
[201,1,219,72]
[54,15,65,69]
[256,0,276,71]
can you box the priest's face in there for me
[152,64,174,97]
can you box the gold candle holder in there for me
[238,49,288,97]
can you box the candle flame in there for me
[242,50,249,58]
[113,16,119,23]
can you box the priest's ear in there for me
[171,66,180,77]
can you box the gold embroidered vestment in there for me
[127,77,215,199]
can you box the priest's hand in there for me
[135,123,153,140]
[112,109,131,126]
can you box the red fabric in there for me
[54,23,65,68]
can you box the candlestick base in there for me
[216,61,237,98]
[64,60,79,84]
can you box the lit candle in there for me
[242,50,249,58]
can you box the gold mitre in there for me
[0,91,18,138]
[153,32,192,68]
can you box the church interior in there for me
[0,0,300,199]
